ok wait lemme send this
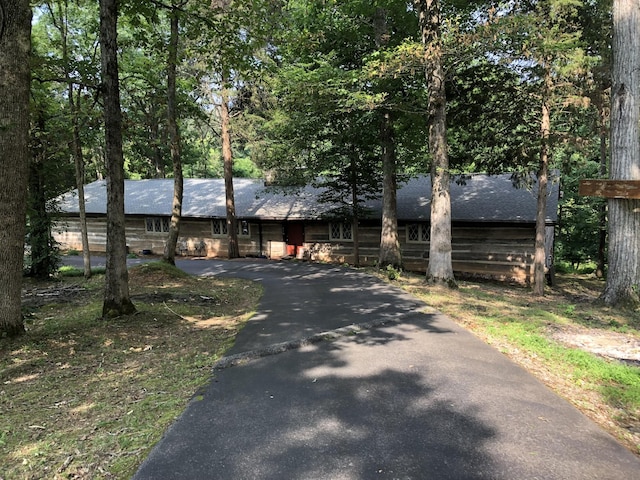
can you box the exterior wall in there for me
[55,215,107,252]
[302,221,380,266]
[442,224,536,284]
[54,215,542,284]
[304,221,537,284]
[399,224,537,284]
[54,216,283,258]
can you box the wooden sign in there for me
[579,179,640,199]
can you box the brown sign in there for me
[579,180,640,199]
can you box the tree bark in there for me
[0,0,31,336]
[602,0,640,306]
[596,92,608,279]
[350,159,360,268]
[418,0,455,286]
[99,0,135,317]
[221,85,239,258]
[71,87,92,279]
[163,7,183,266]
[150,106,165,178]
[58,0,92,279]
[533,66,552,296]
[378,111,402,269]
[28,139,56,279]
[375,8,402,269]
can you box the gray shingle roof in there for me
[57,174,559,223]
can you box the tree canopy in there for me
[2,0,637,336]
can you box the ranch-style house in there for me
[54,173,560,284]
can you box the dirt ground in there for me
[548,324,640,366]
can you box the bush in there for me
[385,264,402,281]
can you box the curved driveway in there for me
[74,257,640,479]
[177,258,433,356]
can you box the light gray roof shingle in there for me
[57,174,559,223]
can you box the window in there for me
[407,223,430,243]
[145,217,170,233]
[212,219,250,237]
[329,222,353,241]
[212,219,228,236]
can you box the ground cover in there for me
[382,270,640,455]
[3,259,639,479]
[1,262,261,479]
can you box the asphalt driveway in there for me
[65,257,640,479]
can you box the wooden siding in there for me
[402,225,537,284]
[54,216,541,284]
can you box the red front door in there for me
[285,222,304,256]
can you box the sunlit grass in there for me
[58,265,106,277]
[1,263,261,479]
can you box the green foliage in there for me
[27,0,623,288]
[447,59,539,172]
[233,155,263,178]
[255,0,429,221]
[384,264,402,281]
[554,135,606,268]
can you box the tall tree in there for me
[30,1,96,279]
[376,7,402,269]
[378,109,401,269]
[99,0,135,317]
[601,0,640,306]
[417,0,455,286]
[163,4,184,265]
[258,0,425,268]
[533,63,552,294]
[53,0,93,278]
[221,82,240,258]
[70,82,92,279]
[481,0,587,294]
[0,0,31,336]
[28,107,62,279]
[191,0,276,257]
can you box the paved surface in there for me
[64,257,640,479]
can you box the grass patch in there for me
[380,271,640,455]
[58,265,107,277]
[2,262,262,479]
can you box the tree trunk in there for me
[374,8,401,269]
[163,7,183,266]
[602,0,640,306]
[221,86,239,258]
[99,0,135,317]
[596,93,608,279]
[533,67,552,296]
[350,159,360,268]
[28,145,57,279]
[378,110,402,269]
[59,2,92,279]
[71,87,92,279]
[150,107,165,178]
[418,0,455,286]
[0,0,31,337]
